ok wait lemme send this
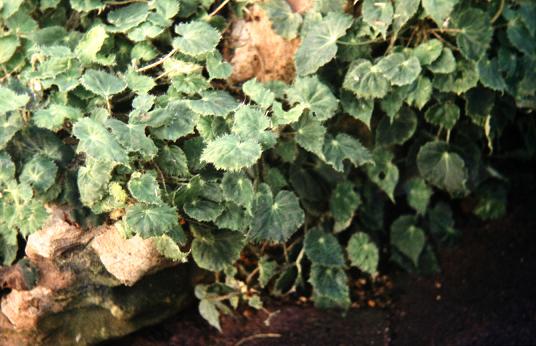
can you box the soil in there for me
[104,194,536,346]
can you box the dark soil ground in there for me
[105,192,536,346]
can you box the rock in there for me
[224,5,300,84]
[0,205,195,346]
[0,259,39,291]
[91,226,175,286]
[287,0,314,13]
[25,206,96,260]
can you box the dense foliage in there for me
[1,0,535,330]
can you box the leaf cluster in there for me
[1,0,534,328]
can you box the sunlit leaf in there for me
[295,12,353,75]
[201,134,262,171]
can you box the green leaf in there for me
[0,225,18,265]
[172,21,221,56]
[519,3,536,36]
[478,58,507,92]
[340,92,374,128]
[77,159,114,208]
[380,87,407,119]
[69,0,103,12]
[201,134,262,172]
[19,200,49,236]
[231,105,271,143]
[206,52,232,81]
[249,183,304,242]
[107,3,149,32]
[188,90,239,117]
[347,232,379,275]
[343,60,389,99]
[405,177,432,215]
[428,48,456,74]
[393,0,420,33]
[0,86,29,114]
[507,16,536,56]
[428,202,459,242]
[309,264,349,302]
[413,39,443,66]
[424,101,460,130]
[287,76,338,121]
[0,113,23,150]
[73,118,129,165]
[263,0,302,39]
[366,148,399,202]
[151,102,199,141]
[473,182,507,221]
[127,172,162,205]
[182,182,224,222]
[272,102,304,126]
[263,167,288,194]
[92,182,128,214]
[154,235,189,262]
[33,104,82,132]
[322,133,373,172]
[376,53,422,86]
[375,107,418,146]
[80,69,127,98]
[197,115,229,141]
[404,76,433,110]
[243,79,275,109]
[156,145,189,177]
[417,141,467,196]
[191,227,244,272]
[198,299,222,332]
[75,25,108,63]
[125,204,179,238]
[433,59,479,95]
[330,181,361,223]
[293,114,326,158]
[0,151,15,184]
[464,87,495,126]
[106,118,157,160]
[295,12,353,75]
[362,0,393,38]
[422,0,459,26]
[258,256,278,288]
[125,70,156,94]
[222,172,254,209]
[154,0,180,19]
[390,215,425,266]
[215,203,252,232]
[304,227,345,267]
[1,0,23,18]
[452,8,493,61]
[20,155,57,193]
[0,35,19,64]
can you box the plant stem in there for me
[106,98,112,114]
[426,28,463,34]
[208,0,230,18]
[235,333,281,346]
[245,267,260,285]
[386,32,398,54]
[491,0,505,24]
[137,47,178,73]
[207,291,240,302]
[337,38,382,46]
[105,0,146,5]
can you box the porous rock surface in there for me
[0,205,194,346]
